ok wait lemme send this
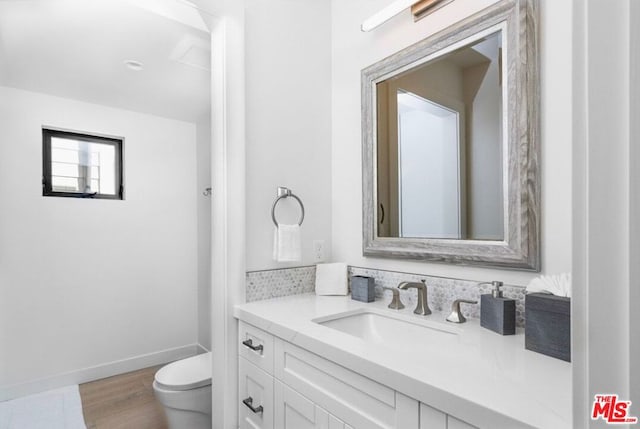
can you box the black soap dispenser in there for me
[480,281,516,335]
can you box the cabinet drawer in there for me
[239,357,274,429]
[239,321,275,374]
[275,341,418,429]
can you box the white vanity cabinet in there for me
[235,295,571,428]
[239,321,419,429]
[238,321,482,429]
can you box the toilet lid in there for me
[154,352,212,391]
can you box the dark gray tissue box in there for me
[525,293,571,362]
[480,295,516,335]
[351,276,375,302]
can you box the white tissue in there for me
[526,273,572,298]
[315,263,348,296]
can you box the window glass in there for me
[43,129,123,199]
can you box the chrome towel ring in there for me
[271,186,304,227]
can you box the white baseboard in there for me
[0,344,200,401]
[196,343,210,353]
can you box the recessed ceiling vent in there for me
[170,34,210,72]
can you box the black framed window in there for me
[42,128,124,200]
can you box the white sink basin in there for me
[313,309,459,349]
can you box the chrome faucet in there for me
[382,286,405,310]
[398,279,431,315]
[446,299,478,323]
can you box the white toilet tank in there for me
[153,352,213,429]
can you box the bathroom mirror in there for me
[362,0,540,270]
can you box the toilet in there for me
[153,352,212,429]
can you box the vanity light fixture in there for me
[361,0,453,32]
[411,0,455,21]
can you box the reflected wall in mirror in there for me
[362,0,540,270]
[376,31,503,240]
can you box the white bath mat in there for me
[0,385,86,429]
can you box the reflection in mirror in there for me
[376,31,503,240]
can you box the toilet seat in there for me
[154,352,212,391]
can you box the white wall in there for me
[398,107,460,238]
[196,113,212,350]
[572,0,633,426]
[467,35,502,240]
[583,0,630,411]
[209,3,247,428]
[571,0,588,423]
[0,86,198,398]
[331,0,573,286]
[245,0,332,271]
[630,0,640,411]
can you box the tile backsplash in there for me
[348,267,526,327]
[246,266,316,302]
[245,265,526,327]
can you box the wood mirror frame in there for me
[361,0,540,271]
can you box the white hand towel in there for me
[526,272,572,298]
[273,224,301,262]
[315,263,348,296]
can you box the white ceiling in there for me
[0,0,211,123]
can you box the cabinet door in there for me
[239,357,274,429]
[274,380,326,429]
[420,403,447,429]
[274,381,354,429]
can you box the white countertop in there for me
[234,294,572,429]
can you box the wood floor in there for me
[79,366,168,429]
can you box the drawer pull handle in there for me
[242,397,264,414]
[242,339,264,353]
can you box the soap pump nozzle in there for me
[479,280,504,298]
[491,281,504,298]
